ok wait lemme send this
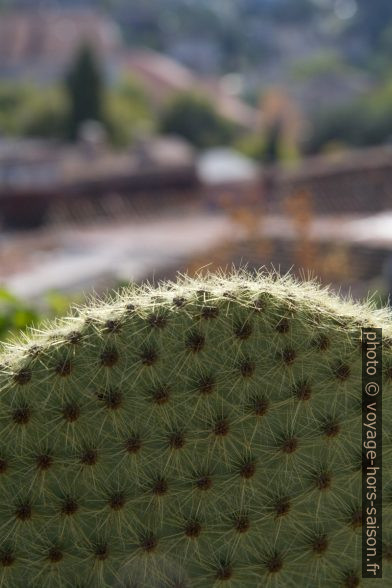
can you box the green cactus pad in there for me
[0,269,391,587]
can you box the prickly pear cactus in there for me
[0,270,391,587]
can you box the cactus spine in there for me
[0,269,391,587]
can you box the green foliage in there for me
[0,83,68,139]
[235,122,299,164]
[235,129,281,164]
[290,53,353,82]
[306,79,392,153]
[159,92,236,149]
[19,88,69,139]
[0,289,41,342]
[0,74,154,147]
[64,44,105,141]
[235,132,265,161]
[0,289,74,343]
[0,269,391,586]
[104,75,155,147]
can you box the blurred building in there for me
[0,7,122,81]
[0,134,199,229]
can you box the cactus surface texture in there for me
[0,269,391,587]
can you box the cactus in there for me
[0,269,391,587]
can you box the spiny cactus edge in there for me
[0,268,391,587]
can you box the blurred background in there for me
[1,0,392,340]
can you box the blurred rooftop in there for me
[119,49,261,129]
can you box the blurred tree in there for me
[20,87,68,139]
[104,75,155,147]
[290,52,351,81]
[263,119,282,164]
[0,82,67,138]
[306,79,392,153]
[236,87,301,164]
[262,87,301,162]
[65,44,104,141]
[0,82,30,135]
[0,76,154,147]
[236,123,282,164]
[159,92,236,149]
